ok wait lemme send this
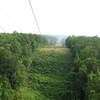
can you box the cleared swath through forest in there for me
[30,47,72,100]
[40,47,68,53]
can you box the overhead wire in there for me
[0,8,23,32]
[0,25,6,32]
[0,0,41,34]
[28,0,41,34]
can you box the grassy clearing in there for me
[29,48,72,100]
[39,47,68,53]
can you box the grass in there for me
[28,48,72,100]
[39,47,68,53]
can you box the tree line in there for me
[65,36,100,100]
[0,32,47,100]
[43,35,58,46]
[0,33,100,100]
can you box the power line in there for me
[28,0,41,34]
[0,25,6,32]
[0,8,22,32]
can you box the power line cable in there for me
[0,25,6,32]
[0,8,23,32]
[28,0,41,34]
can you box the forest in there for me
[66,36,100,100]
[0,33,100,100]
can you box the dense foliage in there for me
[29,50,72,100]
[66,36,100,100]
[0,33,100,100]
[0,33,47,100]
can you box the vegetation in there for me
[0,33,100,100]
[0,33,47,100]
[66,36,100,100]
[29,49,72,100]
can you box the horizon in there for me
[0,32,99,38]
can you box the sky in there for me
[0,0,100,36]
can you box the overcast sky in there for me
[0,0,100,36]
